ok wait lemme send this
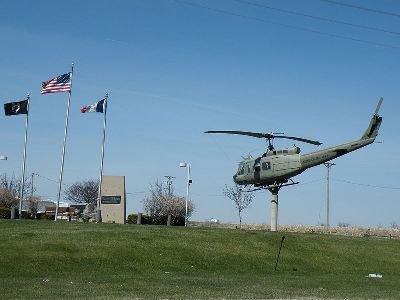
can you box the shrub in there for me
[36,213,51,220]
[21,211,33,219]
[127,213,183,225]
[0,207,11,219]
[127,214,138,224]
[127,213,152,225]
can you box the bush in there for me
[127,214,138,224]
[36,213,51,220]
[127,213,183,226]
[0,207,11,219]
[127,213,152,225]
[153,215,185,226]
[21,211,33,219]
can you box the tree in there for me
[27,196,42,217]
[0,173,33,208]
[143,180,194,225]
[64,179,99,211]
[223,184,254,229]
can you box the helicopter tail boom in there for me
[361,97,383,141]
[300,98,384,170]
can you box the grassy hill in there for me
[0,220,399,299]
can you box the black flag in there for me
[4,100,28,116]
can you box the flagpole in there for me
[55,63,74,221]
[18,94,30,219]
[96,93,108,223]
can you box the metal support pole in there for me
[31,172,38,199]
[323,162,335,227]
[164,176,175,196]
[55,64,74,221]
[96,94,108,223]
[180,162,191,227]
[185,164,190,226]
[19,94,30,219]
[270,190,278,232]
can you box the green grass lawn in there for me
[0,220,399,299]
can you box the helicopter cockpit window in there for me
[262,162,271,170]
[238,163,245,175]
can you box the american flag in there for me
[41,72,71,94]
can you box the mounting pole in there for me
[268,186,280,232]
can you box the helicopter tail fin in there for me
[361,97,383,140]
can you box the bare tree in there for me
[27,196,41,217]
[223,184,254,229]
[64,179,99,206]
[143,180,194,225]
[0,173,33,208]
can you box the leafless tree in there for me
[64,180,99,206]
[143,180,194,225]
[0,173,33,208]
[27,196,41,217]
[223,184,254,229]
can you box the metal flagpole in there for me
[96,94,108,223]
[18,94,30,219]
[55,63,74,221]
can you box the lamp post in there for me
[0,156,7,160]
[323,162,335,227]
[179,162,191,227]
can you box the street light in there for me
[0,156,7,160]
[179,162,191,227]
[323,162,336,227]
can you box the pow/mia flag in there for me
[4,100,28,116]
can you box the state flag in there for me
[81,98,106,113]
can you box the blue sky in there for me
[1,0,399,227]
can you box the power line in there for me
[321,0,400,18]
[176,0,400,49]
[236,0,400,36]
[333,179,400,190]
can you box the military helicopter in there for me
[206,98,383,230]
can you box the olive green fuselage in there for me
[232,99,383,187]
[233,137,375,186]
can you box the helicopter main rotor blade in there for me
[205,130,273,139]
[273,135,322,146]
[205,130,322,146]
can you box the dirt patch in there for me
[192,222,400,239]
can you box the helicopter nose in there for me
[233,174,238,183]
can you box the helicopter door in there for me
[254,157,261,182]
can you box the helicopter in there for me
[206,98,383,231]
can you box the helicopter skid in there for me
[241,179,299,192]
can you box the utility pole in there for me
[164,175,175,196]
[323,162,335,227]
[31,172,38,198]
